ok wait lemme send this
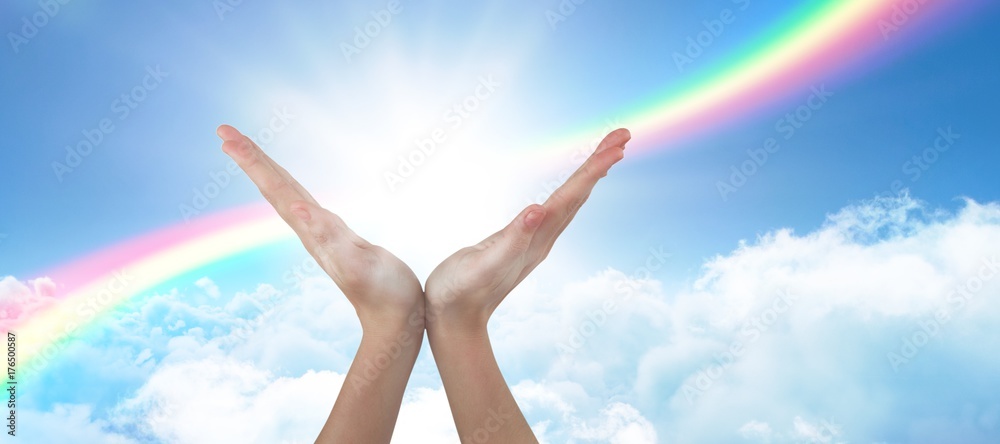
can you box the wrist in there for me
[358,297,426,339]
[426,285,498,328]
[357,312,424,364]
[425,304,490,344]
[357,326,423,358]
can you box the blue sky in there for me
[2,1,1000,442]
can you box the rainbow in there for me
[6,0,974,374]
[529,0,961,163]
[5,205,294,374]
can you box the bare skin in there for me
[218,125,424,444]
[217,124,629,443]
[424,128,630,442]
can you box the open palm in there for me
[424,128,631,331]
[217,125,423,331]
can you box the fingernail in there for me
[291,207,310,221]
[525,210,543,228]
[217,125,239,141]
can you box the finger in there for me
[479,204,546,264]
[534,129,629,245]
[288,200,367,286]
[251,141,319,206]
[218,124,317,206]
[217,125,317,212]
[471,205,546,295]
[593,127,632,155]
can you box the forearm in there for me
[427,323,536,443]
[316,323,423,443]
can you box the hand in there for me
[422,128,630,443]
[219,124,427,443]
[424,128,631,333]
[217,125,424,335]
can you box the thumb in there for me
[469,205,547,299]
[496,204,546,256]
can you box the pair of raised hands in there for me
[217,124,630,443]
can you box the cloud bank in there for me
[8,194,1000,442]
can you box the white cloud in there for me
[737,416,843,444]
[194,277,221,299]
[643,196,1000,441]
[510,380,657,443]
[791,416,842,443]
[20,194,1000,442]
[569,402,658,444]
[393,387,462,443]
[0,275,57,328]
[104,355,654,443]
[110,357,344,443]
[739,420,774,441]
[483,195,1000,441]
[19,404,134,444]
